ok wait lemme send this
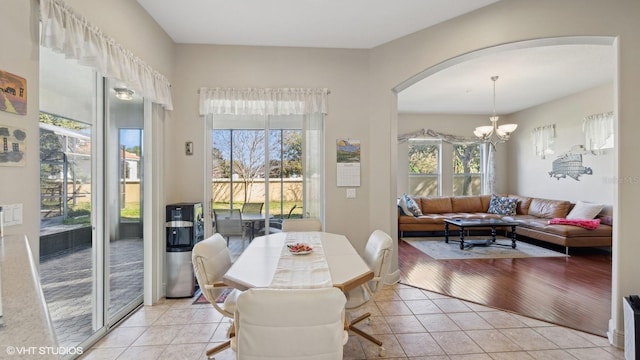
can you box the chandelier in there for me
[473,76,517,147]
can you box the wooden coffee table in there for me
[444,218,518,250]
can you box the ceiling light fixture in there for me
[473,76,517,148]
[114,87,134,101]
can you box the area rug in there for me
[192,288,233,305]
[403,237,568,260]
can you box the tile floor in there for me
[80,282,624,360]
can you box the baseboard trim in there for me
[608,318,624,349]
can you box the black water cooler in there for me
[166,203,204,298]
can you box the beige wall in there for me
[0,0,42,257]
[508,83,615,205]
[169,44,371,246]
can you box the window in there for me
[404,140,484,197]
[210,114,315,229]
[453,143,483,196]
[408,139,440,196]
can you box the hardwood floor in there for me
[398,237,612,337]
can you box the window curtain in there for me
[482,144,495,195]
[200,88,328,223]
[39,0,173,110]
[199,88,328,116]
[531,124,555,159]
[583,112,614,154]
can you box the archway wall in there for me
[368,0,640,347]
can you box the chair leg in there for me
[205,340,230,359]
[348,311,385,356]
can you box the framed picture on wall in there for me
[0,124,27,166]
[0,70,27,115]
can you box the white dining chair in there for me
[192,233,241,359]
[345,229,393,357]
[232,287,348,360]
[281,218,322,232]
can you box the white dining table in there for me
[223,232,373,293]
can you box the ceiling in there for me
[136,0,615,114]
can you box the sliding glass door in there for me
[207,114,322,235]
[106,79,145,323]
[39,46,145,351]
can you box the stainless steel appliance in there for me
[165,203,203,298]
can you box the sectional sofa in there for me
[398,194,612,254]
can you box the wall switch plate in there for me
[346,188,356,198]
[0,204,22,226]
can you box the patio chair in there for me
[241,202,264,239]
[214,209,247,249]
[281,218,322,232]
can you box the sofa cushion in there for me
[507,194,533,215]
[419,197,452,214]
[404,194,423,217]
[566,201,603,219]
[397,195,411,216]
[527,198,571,219]
[487,194,517,215]
[451,196,484,213]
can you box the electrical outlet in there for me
[346,188,356,198]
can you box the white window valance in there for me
[199,88,329,116]
[531,124,555,159]
[583,111,614,153]
[40,0,173,110]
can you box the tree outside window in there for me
[408,139,440,196]
[453,143,482,196]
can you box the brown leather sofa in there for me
[398,194,612,254]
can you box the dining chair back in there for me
[345,229,393,356]
[233,287,348,360]
[214,208,247,248]
[241,202,263,214]
[281,218,322,232]
[192,233,241,358]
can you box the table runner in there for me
[269,232,332,289]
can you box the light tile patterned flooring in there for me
[80,236,624,360]
[80,283,624,360]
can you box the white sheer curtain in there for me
[583,112,614,154]
[482,145,495,195]
[199,88,328,116]
[200,87,328,223]
[532,124,556,159]
[39,0,173,110]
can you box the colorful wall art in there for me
[0,124,27,166]
[0,70,27,115]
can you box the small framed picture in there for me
[0,70,27,115]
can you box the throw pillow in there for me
[403,194,423,217]
[397,195,411,216]
[487,194,518,216]
[566,201,604,219]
